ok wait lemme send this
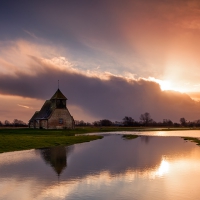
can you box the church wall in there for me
[29,121,34,128]
[35,120,39,129]
[41,120,48,129]
[29,120,47,129]
[48,109,74,129]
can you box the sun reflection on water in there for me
[155,159,169,177]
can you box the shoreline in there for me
[1,127,200,153]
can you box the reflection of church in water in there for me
[39,146,73,176]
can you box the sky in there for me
[1,0,200,123]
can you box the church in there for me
[29,88,75,129]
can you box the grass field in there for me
[0,128,104,153]
[0,126,200,153]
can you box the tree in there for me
[4,120,11,126]
[195,119,200,127]
[123,116,134,126]
[140,112,153,126]
[93,121,101,126]
[163,119,173,126]
[78,120,86,126]
[13,119,20,126]
[180,117,186,126]
[100,119,113,126]
[13,119,27,127]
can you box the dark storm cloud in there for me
[0,56,200,122]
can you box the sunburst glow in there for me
[149,77,192,93]
[156,159,170,177]
[149,77,171,91]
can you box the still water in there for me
[1,131,200,200]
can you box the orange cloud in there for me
[17,104,31,109]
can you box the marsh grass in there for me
[182,137,200,145]
[122,135,138,140]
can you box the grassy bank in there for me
[0,128,103,153]
[1,127,200,153]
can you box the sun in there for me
[159,80,172,91]
[148,77,192,93]
[149,77,172,91]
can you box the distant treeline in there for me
[1,112,200,128]
[75,112,200,127]
[0,119,28,127]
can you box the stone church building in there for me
[29,89,75,129]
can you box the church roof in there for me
[29,100,55,121]
[29,111,40,121]
[50,89,67,100]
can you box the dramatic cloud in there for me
[0,41,200,123]
[1,1,200,122]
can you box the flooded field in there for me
[1,131,200,200]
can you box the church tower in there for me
[50,89,67,109]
